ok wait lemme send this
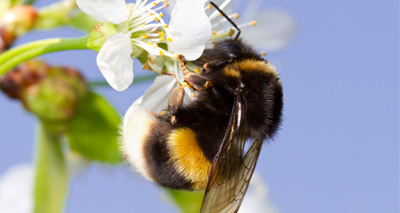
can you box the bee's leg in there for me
[184,73,209,91]
[168,85,185,113]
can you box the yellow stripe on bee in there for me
[167,128,211,190]
[223,59,277,78]
[223,67,240,78]
[235,59,277,76]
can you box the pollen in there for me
[219,13,223,16]
[149,12,155,16]
[159,110,168,116]
[190,93,194,98]
[153,2,157,6]
[142,34,148,38]
[205,81,212,88]
[147,41,153,45]
[233,13,239,19]
[160,36,165,41]
[163,0,168,2]
[159,12,164,18]
[158,32,164,36]
[182,82,188,87]
[262,51,267,56]
[194,67,200,73]
[167,38,172,42]
[251,21,256,26]
[208,4,212,9]
[159,50,164,57]
[212,41,216,45]
[212,30,216,35]
[164,3,169,7]
[228,29,235,36]
[163,24,168,28]
[155,17,160,22]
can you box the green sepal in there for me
[66,92,122,163]
[87,22,118,52]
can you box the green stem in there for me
[34,124,68,213]
[89,73,158,87]
[0,35,91,76]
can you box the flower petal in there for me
[0,164,33,213]
[97,33,134,91]
[239,173,278,213]
[138,75,177,114]
[242,11,296,51]
[76,0,129,24]
[168,0,212,60]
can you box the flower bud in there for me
[23,76,78,121]
[1,60,88,134]
[0,26,16,53]
[2,6,38,37]
[0,60,49,99]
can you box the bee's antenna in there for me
[209,1,241,40]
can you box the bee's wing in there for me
[200,94,263,213]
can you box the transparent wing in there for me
[200,94,263,213]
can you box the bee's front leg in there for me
[184,73,210,91]
[168,85,185,114]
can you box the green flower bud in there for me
[21,65,87,119]
[48,66,87,99]
[0,60,88,135]
[0,60,49,99]
[23,76,78,121]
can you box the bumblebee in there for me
[121,3,283,212]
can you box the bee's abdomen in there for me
[166,127,212,190]
[142,121,196,189]
[122,106,212,190]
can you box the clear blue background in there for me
[0,0,398,212]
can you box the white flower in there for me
[128,75,177,115]
[77,0,211,91]
[0,164,33,213]
[123,0,296,112]
[195,0,296,52]
[239,173,278,213]
[168,0,212,60]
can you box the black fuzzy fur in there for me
[143,38,283,190]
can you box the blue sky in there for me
[0,0,398,212]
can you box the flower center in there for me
[120,0,175,58]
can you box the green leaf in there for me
[166,189,204,213]
[66,92,122,163]
[34,124,68,213]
